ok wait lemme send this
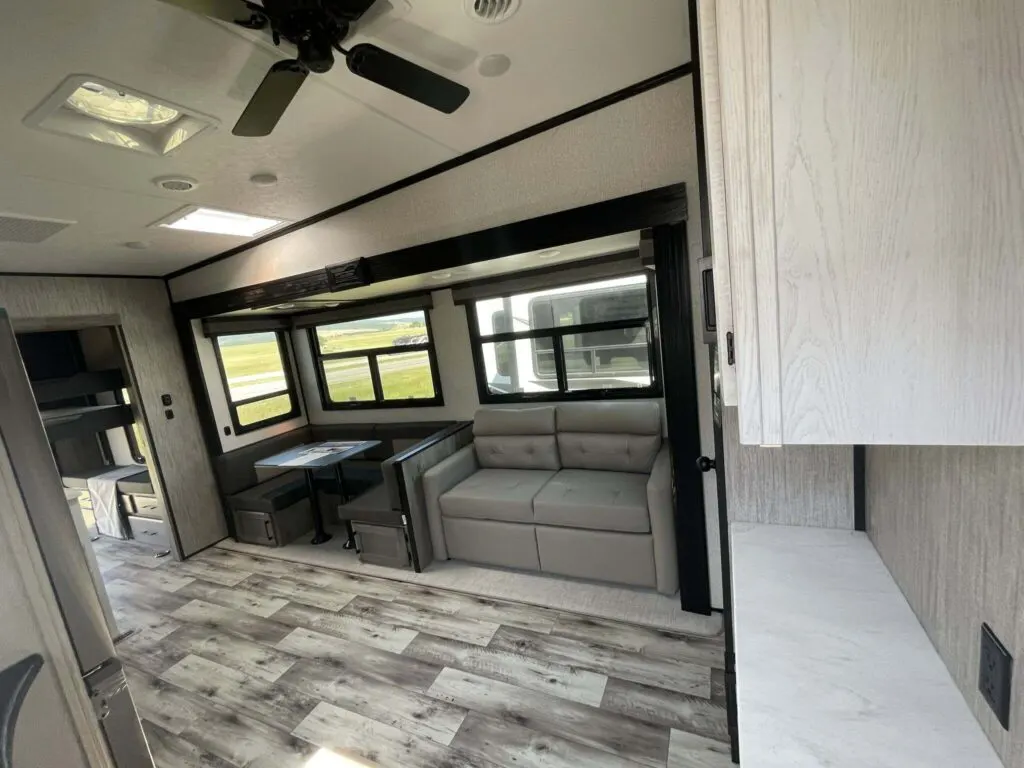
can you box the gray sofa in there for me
[422,402,677,595]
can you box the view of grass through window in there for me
[313,311,437,405]
[215,331,295,427]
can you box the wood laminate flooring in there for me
[93,537,731,768]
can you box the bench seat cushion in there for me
[533,469,650,533]
[227,471,308,514]
[116,469,154,496]
[440,468,555,524]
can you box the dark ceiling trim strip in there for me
[0,271,159,280]
[172,183,687,319]
[164,61,694,282]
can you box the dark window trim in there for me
[211,330,301,435]
[309,311,444,411]
[171,184,688,320]
[465,272,662,404]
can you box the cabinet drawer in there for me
[123,493,164,520]
[127,515,171,549]
[232,499,313,548]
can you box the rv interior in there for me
[1,0,1021,767]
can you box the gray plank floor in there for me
[95,538,731,768]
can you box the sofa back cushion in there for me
[473,406,560,470]
[556,402,662,473]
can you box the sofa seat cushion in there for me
[533,469,650,533]
[440,468,556,524]
[116,469,154,496]
[227,471,308,514]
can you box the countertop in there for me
[731,523,1001,768]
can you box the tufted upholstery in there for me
[474,435,560,470]
[556,401,662,473]
[441,468,556,524]
[421,402,678,595]
[473,405,560,470]
[473,406,555,436]
[533,469,650,532]
[557,433,661,473]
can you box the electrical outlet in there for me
[979,623,1013,730]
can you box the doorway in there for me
[14,320,179,637]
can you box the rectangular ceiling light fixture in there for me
[25,75,217,156]
[153,206,286,237]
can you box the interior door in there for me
[0,309,153,768]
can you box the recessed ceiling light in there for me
[536,249,561,260]
[250,172,279,187]
[25,75,216,156]
[431,271,453,280]
[272,303,296,310]
[153,206,286,237]
[122,241,148,250]
[153,176,198,192]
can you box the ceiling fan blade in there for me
[232,60,308,137]
[345,43,469,114]
[155,0,253,23]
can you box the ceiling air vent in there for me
[0,213,74,243]
[464,0,520,24]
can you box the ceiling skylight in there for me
[154,206,286,237]
[66,82,180,126]
[25,76,216,156]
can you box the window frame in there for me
[465,271,663,404]
[309,310,444,411]
[211,330,301,435]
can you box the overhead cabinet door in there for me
[715,0,1024,445]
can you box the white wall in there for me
[191,320,308,452]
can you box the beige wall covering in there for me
[0,275,225,556]
[723,406,854,528]
[867,445,1024,765]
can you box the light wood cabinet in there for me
[700,0,1024,445]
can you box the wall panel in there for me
[0,276,225,556]
[723,406,853,528]
[867,445,1024,765]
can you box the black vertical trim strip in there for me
[652,223,711,615]
[854,445,866,532]
[552,336,568,393]
[709,348,740,764]
[368,355,384,402]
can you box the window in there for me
[310,310,442,409]
[212,331,299,433]
[468,274,659,401]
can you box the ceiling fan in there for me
[157,0,471,136]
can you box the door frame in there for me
[12,314,185,561]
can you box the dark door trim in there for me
[652,223,712,615]
[709,347,740,762]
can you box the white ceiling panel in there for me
[0,0,688,276]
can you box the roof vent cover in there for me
[0,213,74,243]
[464,0,520,24]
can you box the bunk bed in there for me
[33,367,169,549]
